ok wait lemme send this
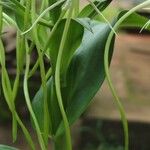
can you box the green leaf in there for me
[1,0,25,30]
[32,12,150,137]
[119,11,150,31]
[0,145,18,150]
[75,18,93,33]
[32,19,114,136]
[37,25,49,50]
[56,20,115,136]
[78,0,112,18]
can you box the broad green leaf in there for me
[62,12,150,134]
[56,12,150,136]
[0,145,18,150]
[56,20,115,136]
[79,0,112,18]
[32,12,150,137]
[32,19,114,136]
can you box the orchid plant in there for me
[0,0,150,150]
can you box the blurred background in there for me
[0,0,150,149]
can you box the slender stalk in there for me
[0,31,35,150]
[46,68,52,80]
[0,58,35,149]
[0,2,18,142]
[104,1,150,150]
[1,75,35,149]
[87,0,117,35]
[12,0,32,142]
[54,2,74,150]
[15,113,35,150]
[12,32,26,142]
[35,40,50,146]
[31,0,50,146]
[24,40,46,150]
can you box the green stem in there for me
[0,36,35,148]
[22,0,65,35]
[104,1,150,150]
[0,1,38,149]
[36,40,50,146]
[87,0,116,35]
[15,113,35,150]
[54,2,74,150]
[1,70,35,150]
[12,72,20,101]
[1,71,13,110]
[12,0,31,141]
[46,68,52,80]
[0,2,18,142]
[24,41,46,150]
[31,0,50,146]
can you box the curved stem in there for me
[24,41,46,150]
[12,0,31,141]
[1,70,35,150]
[0,26,35,149]
[54,3,74,150]
[15,113,35,150]
[0,2,18,142]
[87,0,116,35]
[46,68,52,80]
[36,42,50,146]
[104,1,150,150]
[22,0,65,35]
[31,0,50,146]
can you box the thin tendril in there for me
[104,1,150,150]
[21,0,65,35]
[54,2,74,150]
[87,0,117,35]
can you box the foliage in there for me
[0,0,150,150]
